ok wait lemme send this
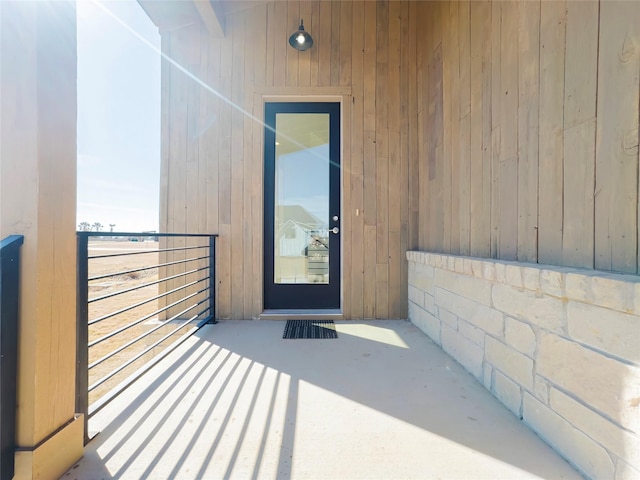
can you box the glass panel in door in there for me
[274,113,330,285]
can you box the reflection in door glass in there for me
[274,113,330,284]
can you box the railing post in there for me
[76,233,89,445]
[208,235,217,324]
[0,235,24,480]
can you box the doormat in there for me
[283,320,338,339]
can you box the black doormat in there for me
[283,320,338,339]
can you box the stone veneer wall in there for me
[407,251,640,480]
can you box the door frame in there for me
[263,100,341,311]
[252,90,350,320]
[257,92,348,316]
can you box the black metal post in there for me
[208,236,217,324]
[0,235,23,480]
[76,233,89,445]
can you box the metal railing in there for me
[76,232,217,443]
[0,235,23,480]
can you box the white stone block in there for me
[550,388,640,471]
[565,272,591,304]
[485,337,534,390]
[435,287,503,337]
[483,262,496,281]
[447,256,456,271]
[523,393,616,480]
[462,258,474,277]
[458,319,485,347]
[422,263,436,278]
[438,307,458,328]
[494,370,522,417]
[616,459,640,480]
[495,262,507,283]
[435,268,492,306]
[424,293,435,314]
[412,263,435,292]
[534,375,549,404]
[409,302,441,346]
[483,363,493,390]
[470,259,484,279]
[540,269,564,298]
[492,284,565,333]
[441,324,484,381]
[592,275,636,313]
[523,267,541,292]
[505,317,536,357]
[568,301,640,364]
[453,257,464,273]
[537,333,640,432]
[505,265,523,289]
[408,285,424,308]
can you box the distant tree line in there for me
[78,222,116,232]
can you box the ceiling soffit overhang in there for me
[137,0,224,37]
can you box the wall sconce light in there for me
[288,19,313,51]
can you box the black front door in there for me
[263,102,341,310]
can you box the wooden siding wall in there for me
[417,1,640,274]
[161,1,418,319]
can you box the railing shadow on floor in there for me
[69,321,583,480]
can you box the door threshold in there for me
[260,309,343,321]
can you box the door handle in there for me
[331,227,339,234]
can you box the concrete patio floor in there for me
[62,320,582,480]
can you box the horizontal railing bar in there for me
[88,277,208,326]
[87,319,207,418]
[88,286,208,351]
[88,266,208,304]
[89,299,208,392]
[88,255,210,282]
[78,231,217,238]
[88,245,207,260]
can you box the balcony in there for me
[66,320,581,479]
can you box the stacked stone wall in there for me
[407,251,640,480]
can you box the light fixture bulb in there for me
[288,19,313,51]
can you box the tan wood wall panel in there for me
[162,1,417,319]
[595,2,640,273]
[417,0,640,275]
[1,0,78,450]
[161,0,640,321]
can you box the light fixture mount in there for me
[288,19,313,51]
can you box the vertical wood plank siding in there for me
[417,0,640,274]
[162,0,640,320]
[163,1,417,319]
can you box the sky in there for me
[277,144,330,227]
[77,0,161,233]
